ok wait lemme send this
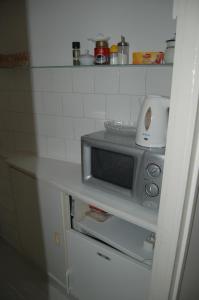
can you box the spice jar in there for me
[117,36,129,65]
[72,42,80,65]
[110,45,118,65]
[94,40,110,65]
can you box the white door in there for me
[178,187,199,300]
[149,1,199,299]
[67,230,151,300]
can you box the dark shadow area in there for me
[0,1,67,299]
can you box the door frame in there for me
[149,0,199,299]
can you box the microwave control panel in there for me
[142,154,164,210]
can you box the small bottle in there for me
[72,42,80,65]
[110,45,118,65]
[117,36,129,65]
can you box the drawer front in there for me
[67,230,151,300]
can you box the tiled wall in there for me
[0,66,172,163]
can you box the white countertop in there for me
[6,154,158,232]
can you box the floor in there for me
[0,238,71,300]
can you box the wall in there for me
[0,0,174,257]
[26,0,176,66]
[0,66,172,162]
[0,0,175,162]
[0,0,28,52]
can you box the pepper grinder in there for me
[72,42,80,65]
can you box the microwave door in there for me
[83,143,144,199]
[91,147,134,190]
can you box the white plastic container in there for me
[165,39,175,64]
[79,50,94,65]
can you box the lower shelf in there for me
[75,214,154,266]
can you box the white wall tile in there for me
[35,114,56,136]
[14,132,36,153]
[52,68,73,93]
[0,206,17,226]
[94,69,119,94]
[106,95,131,122]
[0,70,8,91]
[35,115,74,139]
[13,69,31,91]
[73,69,94,93]
[0,132,15,154]
[130,96,144,126]
[32,92,44,113]
[0,92,12,111]
[42,92,63,115]
[3,112,15,131]
[66,140,81,163]
[74,118,95,140]
[12,113,35,133]
[119,67,146,95]
[23,92,35,113]
[62,117,74,139]
[47,137,66,160]
[0,113,5,130]
[62,93,83,117]
[0,70,13,91]
[83,94,106,119]
[0,64,173,163]
[36,136,48,157]
[95,119,106,131]
[8,92,26,113]
[31,68,53,91]
[146,66,173,97]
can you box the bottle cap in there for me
[118,36,129,47]
[96,40,109,48]
[72,42,80,49]
[110,45,118,53]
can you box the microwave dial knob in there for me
[145,183,159,197]
[147,164,161,177]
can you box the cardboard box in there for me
[133,52,164,64]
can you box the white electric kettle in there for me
[136,95,170,148]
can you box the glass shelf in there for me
[31,64,173,69]
[0,64,173,70]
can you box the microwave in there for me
[81,131,165,210]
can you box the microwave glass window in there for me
[91,147,134,189]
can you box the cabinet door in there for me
[67,230,151,300]
[11,168,45,268]
[11,168,68,286]
[0,160,20,249]
[37,179,67,286]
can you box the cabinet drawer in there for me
[67,230,151,300]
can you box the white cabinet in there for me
[10,168,69,288]
[67,230,151,300]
